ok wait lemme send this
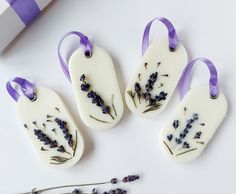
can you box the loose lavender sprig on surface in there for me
[21,175,140,194]
[34,129,70,155]
[80,74,115,120]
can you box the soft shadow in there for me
[110,51,131,126]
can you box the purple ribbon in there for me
[179,58,219,100]
[142,17,179,56]
[58,31,93,81]
[6,77,35,102]
[6,0,40,25]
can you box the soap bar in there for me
[17,87,84,170]
[160,85,227,162]
[125,38,188,117]
[69,46,124,130]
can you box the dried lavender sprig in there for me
[122,175,139,183]
[145,72,158,92]
[34,129,71,155]
[175,113,199,144]
[54,118,74,147]
[104,188,127,194]
[80,74,114,120]
[21,175,140,194]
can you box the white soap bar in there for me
[17,87,84,170]
[160,85,227,163]
[0,0,53,52]
[125,39,188,117]
[69,46,124,130]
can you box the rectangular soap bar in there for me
[0,0,53,52]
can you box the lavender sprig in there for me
[55,118,74,147]
[22,175,140,194]
[80,74,115,120]
[175,113,199,144]
[34,129,71,155]
[145,72,158,92]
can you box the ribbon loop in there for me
[6,77,35,102]
[58,31,93,81]
[142,17,179,56]
[179,58,219,100]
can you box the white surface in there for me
[69,46,123,130]
[125,39,187,117]
[160,85,227,162]
[0,0,235,193]
[0,0,53,52]
[17,87,84,170]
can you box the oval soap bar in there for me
[69,46,124,130]
[17,87,84,170]
[160,85,227,162]
[125,39,187,117]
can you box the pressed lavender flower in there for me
[34,129,69,154]
[81,83,91,91]
[145,72,158,92]
[92,188,98,194]
[175,138,182,144]
[80,75,114,119]
[167,134,173,141]
[183,142,190,149]
[80,74,86,82]
[173,120,179,129]
[72,188,80,194]
[175,113,201,145]
[193,113,199,120]
[148,98,157,106]
[134,82,142,102]
[122,175,139,183]
[142,92,151,101]
[194,131,202,139]
[55,118,74,147]
[80,74,91,91]
[155,91,167,101]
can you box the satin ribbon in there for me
[58,31,93,81]
[6,0,40,26]
[142,17,179,56]
[179,58,219,100]
[6,77,35,102]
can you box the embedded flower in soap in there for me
[24,108,79,165]
[126,63,170,114]
[55,118,74,147]
[80,74,117,123]
[34,129,69,155]
[163,107,205,157]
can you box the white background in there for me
[0,0,235,193]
